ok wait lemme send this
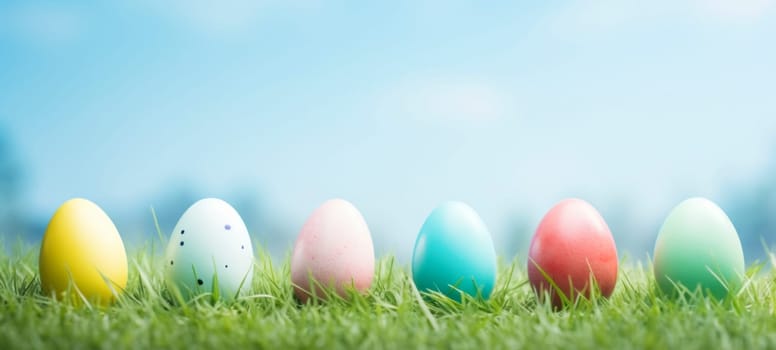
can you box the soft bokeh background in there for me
[1,0,775,264]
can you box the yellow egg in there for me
[39,198,128,305]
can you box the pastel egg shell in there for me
[290,198,375,302]
[411,201,497,302]
[165,198,255,300]
[39,198,128,305]
[527,198,618,308]
[653,197,745,299]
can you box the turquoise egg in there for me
[411,201,497,301]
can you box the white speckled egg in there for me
[164,198,255,300]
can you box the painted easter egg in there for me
[290,198,375,302]
[527,198,618,308]
[653,197,745,299]
[165,198,255,300]
[412,201,497,301]
[39,198,128,305]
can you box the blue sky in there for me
[1,0,775,260]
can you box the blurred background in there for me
[1,0,775,264]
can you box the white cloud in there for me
[376,77,513,124]
[155,0,268,34]
[548,0,659,34]
[136,0,321,35]
[696,0,776,20]
[545,0,775,36]
[0,5,85,44]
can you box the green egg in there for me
[653,197,745,299]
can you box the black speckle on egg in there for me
[225,224,231,230]
[225,265,228,268]
[197,279,204,286]
[170,260,174,265]
[241,245,244,250]
[180,229,185,235]
[180,241,184,246]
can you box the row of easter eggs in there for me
[38,196,745,307]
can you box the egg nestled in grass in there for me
[164,198,255,301]
[290,198,375,303]
[653,197,745,299]
[411,201,497,301]
[39,198,128,305]
[527,198,618,308]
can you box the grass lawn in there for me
[1,241,776,349]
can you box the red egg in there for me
[527,198,618,308]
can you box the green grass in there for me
[2,239,776,350]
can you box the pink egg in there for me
[290,198,375,302]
